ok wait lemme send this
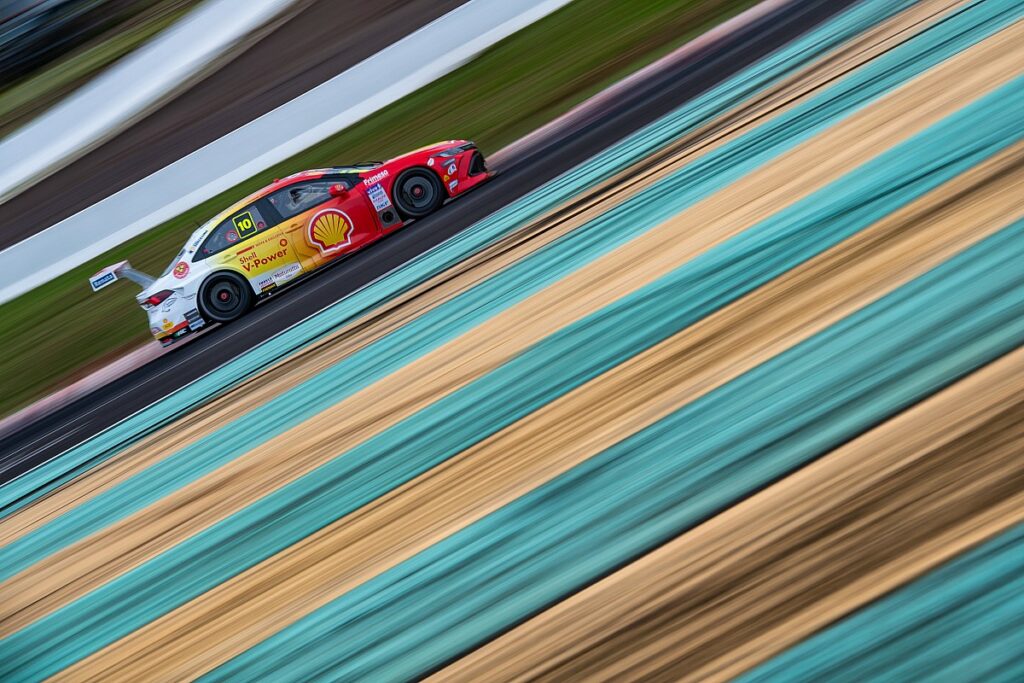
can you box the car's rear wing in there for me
[89,261,155,292]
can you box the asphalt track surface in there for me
[0,0,854,484]
[0,0,467,250]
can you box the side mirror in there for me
[329,183,349,198]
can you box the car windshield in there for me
[160,248,187,277]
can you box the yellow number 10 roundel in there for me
[232,211,258,238]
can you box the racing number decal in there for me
[232,211,258,239]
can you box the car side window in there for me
[196,204,271,259]
[267,179,351,220]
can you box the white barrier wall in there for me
[0,0,295,203]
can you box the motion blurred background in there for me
[0,0,1021,680]
[0,0,200,135]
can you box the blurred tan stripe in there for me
[0,0,959,549]
[637,0,969,174]
[9,19,1021,644]
[55,138,1024,680]
[437,348,1024,683]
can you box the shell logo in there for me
[307,208,354,255]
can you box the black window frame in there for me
[194,199,276,261]
[264,175,359,221]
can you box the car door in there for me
[268,177,380,273]
[197,200,304,293]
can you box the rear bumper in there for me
[155,321,193,347]
[150,302,207,346]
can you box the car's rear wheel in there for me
[393,168,445,219]
[199,272,253,323]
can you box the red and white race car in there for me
[90,140,491,345]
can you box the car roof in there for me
[183,165,377,252]
[244,166,374,205]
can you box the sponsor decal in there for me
[257,276,275,291]
[271,263,302,283]
[185,308,206,330]
[232,211,259,239]
[307,208,354,255]
[443,174,450,182]
[446,162,457,175]
[238,245,290,273]
[427,158,435,167]
[366,183,392,211]
[151,327,162,335]
[362,169,389,186]
[172,261,190,279]
[89,271,116,291]
[162,318,174,331]
[448,179,459,191]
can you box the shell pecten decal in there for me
[307,208,354,255]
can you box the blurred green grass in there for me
[0,1,203,137]
[0,0,755,419]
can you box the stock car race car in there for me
[90,140,490,346]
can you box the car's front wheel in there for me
[392,168,445,219]
[199,272,253,323]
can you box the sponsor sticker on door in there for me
[366,183,392,211]
[362,169,389,186]
[307,208,354,255]
[271,263,302,283]
[237,235,292,275]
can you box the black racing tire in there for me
[198,272,254,324]
[392,168,445,219]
